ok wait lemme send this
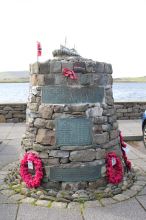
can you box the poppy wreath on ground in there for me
[106,152,123,184]
[20,152,43,188]
[119,131,131,172]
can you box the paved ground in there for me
[127,141,146,154]
[118,119,143,141]
[0,120,146,220]
[0,123,26,169]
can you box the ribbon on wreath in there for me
[119,131,131,172]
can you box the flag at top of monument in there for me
[37,41,42,57]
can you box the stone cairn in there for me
[21,46,134,200]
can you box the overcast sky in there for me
[0,0,146,78]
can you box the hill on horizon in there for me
[0,71,146,83]
[0,71,29,82]
[113,76,146,82]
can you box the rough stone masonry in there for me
[21,46,126,194]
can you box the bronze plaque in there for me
[56,118,92,146]
[49,165,101,182]
[42,86,104,104]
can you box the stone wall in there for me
[0,102,145,123]
[115,102,146,120]
[0,103,26,123]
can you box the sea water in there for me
[0,82,146,103]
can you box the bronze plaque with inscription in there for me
[49,165,101,182]
[56,118,92,146]
[42,86,104,104]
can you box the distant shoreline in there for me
[1,71,146,83]
[113,81,146,83]
[113,76,146,83]
[0,76,146,83]
[0,80,146,83]
[0,71,29,83]
[0,80,29,83]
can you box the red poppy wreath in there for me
[63,68,77,80]
[20,152,43,188]
[106,152,123,184]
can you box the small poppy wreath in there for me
[20,152,43,188]
[63,68,77,80]
[106,152,123,184]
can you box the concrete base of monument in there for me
[2,161,146,207]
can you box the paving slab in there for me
[130,159,146,172]
[83,198,146,220]
[0,155,19,169]
[0,140,9,152]
[127,144,146,159]
[1,189,16,197]
[138,186,146,196]
[17,204,82,220]
[0,193,17,204]
[0,124,23,170]
[136,195,146,210]
[118,119,142,141]
[127,141,146,154]
[0,123,14,140]
[9,194,25,202]
[6,123,26,139]
[6,138,23,147]
[0,204,18,220]
[0,141,20,155]
[0,193,12,204]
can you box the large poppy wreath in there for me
[106,152,123,184]
[20,152,43,188]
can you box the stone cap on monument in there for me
[30,45,113,75]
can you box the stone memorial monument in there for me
[20,46,134,201]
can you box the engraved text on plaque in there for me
[56,118,92,146]
[42,86,104,104]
